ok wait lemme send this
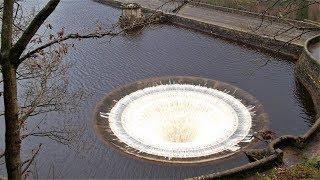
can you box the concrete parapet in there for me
[190,149,283,179]
[192,1,320,30]
[296,35,320,115]
[168,14,302,59]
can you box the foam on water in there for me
[105,84,253,158]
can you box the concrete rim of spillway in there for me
[93,76,269,164]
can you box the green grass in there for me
[255,156,320,179]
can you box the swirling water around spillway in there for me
[99,83,258,161]
[95,77,268,163]
[0,0,316,178]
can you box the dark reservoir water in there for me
[0,0,317,178]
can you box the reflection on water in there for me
[0,0,317,178]
[294,79,317,124]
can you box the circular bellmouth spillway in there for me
[94,77,268,164]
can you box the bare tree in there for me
[0,0,169,178]
[0,0,108,178]
[0,1,64,178]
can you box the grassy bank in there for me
[256,156,320,179]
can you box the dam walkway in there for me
[99,0,320,57]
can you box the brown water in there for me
[0,0,317,178]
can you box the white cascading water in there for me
[102,84,253,159]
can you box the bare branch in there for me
[21,127,81,145]
[19,8,170,64]
[10,0,61,65]
[22,144,42,175]
[18,30,120,63]
[0,150,4,159]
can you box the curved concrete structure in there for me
[94,76,268,164]
[296,35,320,115]
[296,35,320,142]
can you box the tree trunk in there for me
[3,60,22,180]
[1,0,60,178]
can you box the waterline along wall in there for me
[167,15,301,58]
[296,36,320,115]
[295,35,320,143]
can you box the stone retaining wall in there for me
[168,14,302,59]
[192,1,320,30]
[190,149,283,180]
[296,36,320,115]
[296,35,320,143]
